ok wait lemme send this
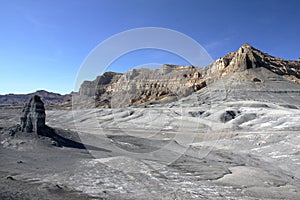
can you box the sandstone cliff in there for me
[110,65,206,107]
[77,43,300,107]
[79,72,122,107]
[203,43,300,84]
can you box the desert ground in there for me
[1,80,300,200]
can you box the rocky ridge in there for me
[203,43,300,84]
[77,43,300,107]
[1,44,298,108]
[110,65,206,107]
[75,66,207,107]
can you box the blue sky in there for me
[1,0,300,94]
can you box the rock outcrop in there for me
[77,65,207,107]
[204,43,300,84]
[111,65,206,107]
[17,95,92,149]
[20,95,46,135]
[77,43,300,107]
[73,64,206,108]
[78,72,122,107]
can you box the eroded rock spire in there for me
[20,95,46,135]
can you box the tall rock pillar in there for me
[20,95,46,135]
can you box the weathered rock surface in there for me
[77,44,300,108]
[20,95,46,135]
[76,65,206,107]
[111,65,206,107]
[203,43,300,84]
[79,72,122,96]
[1,95,102,149]
[78,72,122,107]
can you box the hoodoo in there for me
[20,95,46,135]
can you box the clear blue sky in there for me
[1,0,300,94]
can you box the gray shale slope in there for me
[1,44,300,199]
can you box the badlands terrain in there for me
[1,44,300,199]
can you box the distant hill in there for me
[0,90,72,107]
